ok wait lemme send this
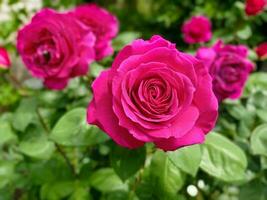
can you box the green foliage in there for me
[0,161,15,189]
[0,120,17,145]
[239,180,267,200]
[12,98,37,132]
[136,151,184,200]
[50,108,108,147]
[18,135,55,160]
[89,168,128,192]
[41,181,75,200]
[200,132,247,182]
[112,32,141,51]
[251,124,267,157]
[110,146,146,181]
[167,145,202,177]
[0,0,267,199]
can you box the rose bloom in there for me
[196,40,254,101]
[181,16,212,44]
[72,4,119,60]
[245,0,266,16]
[87,35,218,151]
[17,8,95,90]
[255,42,267,60]
[0,47,11,69]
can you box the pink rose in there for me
[72,4,119,60]
[255,42,267,60]
[182,15,212,44]
[87,35,218,151]
[0,47,11,69]
[196,40,254,101]
[17,8,95,90]
[245,0,266,16]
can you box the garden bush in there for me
[0,0,267,199]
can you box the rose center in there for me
[42,50,51,63]
[130,76,176,119]
[144,78,166,101]
[35,43,60,66]
[220,65,239,83]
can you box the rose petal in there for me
[44,77,69,90]
[155,127,205,151]
[0,47,11,68]
[87,69,144,148]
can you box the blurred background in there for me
[0,0,267,200]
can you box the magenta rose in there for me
[0,47,11,69]
[196,40,254,101]
[72,4,119,60]
[245,0,266,16]
[182,15,212,44]
[87,35,218,151]
[255,42,267,60]
[17,8,95,90]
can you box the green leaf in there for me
[85,126,109,146]
[0,121,17,145]
[50,108,108,147]
[18,136,55,160]
[256,110,267,123]
[38,91,65,107]
[112,32,141,51]
[226,103,247,120]
[167,145,202,176]
[251,124,267,157]
[0,161,15,189]
[149,151,184,199]
[260,156,267,170]
[69,184,91,200]
[135,168,159,200]
[247,91,267,110]
[0,112,13,123]
[218,118,237,137]
[41,181,74,200]
[200,132,247,182]
[248,49,258,61]
[89,168,128,192]
[110,146,146,181]
[90,62,105,78]
[12,98,37,132]
[237,121,251,139]
[245,73,267,95]
[101,190,129,200]
[239,180,267,200]
[236,25,252,40]
[28,157,74,185]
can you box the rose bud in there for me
[0,47,11,69]
[255,42,267,60]
[181,15,212,44]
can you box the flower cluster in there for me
[17,4,118,90]
[7,3,265,151]
[196,41,254,101]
